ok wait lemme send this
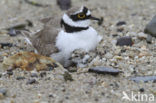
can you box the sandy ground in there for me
[0,0,156,103]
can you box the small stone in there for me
[116,21,126,26]
[2,52,8,56]
[130,76,156,83]
[57,0,71,10]
[46,64,54,71]
[113,56,123,60]
[0,43,13,49]
[26,79,37,84]
[40,72,46,78]
[139,88,145,92]
[116,36,133,46]
[144,15,156,37]
[7,71,13,76]
[146,35,152,44]
[0,88,7,98]
[31,73,38,78]
[137,32,147,40]
[63,71,73,81]
[8,29,19,36]
[105,53,113,59]
[16,76,25,80]
[117,27,124,32]
[49,94,54,98]
[88,66,122,76]
[139,51,151,58]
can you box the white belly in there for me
[56,27,102,55]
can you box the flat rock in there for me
[130,76,156,83]
[26,79,37,85]
[116,36,133,46]
[0,88,7,98]
[116,21,126,26]
[2,52,59,71]
[57,0,71,10]
[144,15,156,37]
[88,66,122,75]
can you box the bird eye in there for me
[77,13,86,19]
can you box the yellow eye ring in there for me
[78,14,86,19]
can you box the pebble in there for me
[105,53,113,59]
[16,76,26,80]
[137,32,147,40]
[31,73,38,78]
[8,29,20,36]
[88,66,122,75]
[63,71,73,81]
[139,88,145,92]
[0,88,7,98]
[57,0,71,10]
[146,35,152,43]
[26,79,37,84]
[40,72,46,78]
[116,36,133,46]
[49,94,54,98]
[0,43,13,49]
[117,27,124,32]
[130,76,156,83]
[144,15,156,37]
[7,71,13,76]
[116,21,126,26]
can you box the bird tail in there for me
[21,31,39,54]
[21,30,33,46]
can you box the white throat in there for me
[62,14,90,28]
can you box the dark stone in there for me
[49,94,54,98]
[40,72,46,78]
[117,28,124,32]
[46,64,54,71]
[8,29,20,36]
[130,76,156,83]
[116,21,126,26]
[0,43,13,48]
[139,88,145,92]
[0,88,7,96]
[7,71,13,76]
[26,79,36,84]
[16,76,26,80]
[63,71,73,81]
[88,66,122,76]
[116,36,133,46]
[57,0,71,10]
[144,15,156,37]
[146,35,152,44]
[112,34,118,37]
[31,73,38,78]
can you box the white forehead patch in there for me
[86,10,91,16]
[73,6,84,15]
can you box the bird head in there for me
[61,6,101,30]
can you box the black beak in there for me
[90,16,103,25]
[90,16,100,21]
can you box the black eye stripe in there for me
[70,13,91,21]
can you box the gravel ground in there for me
[0,0,156,103]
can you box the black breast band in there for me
[61,19,89,33]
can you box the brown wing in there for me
[31,17,61,56]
